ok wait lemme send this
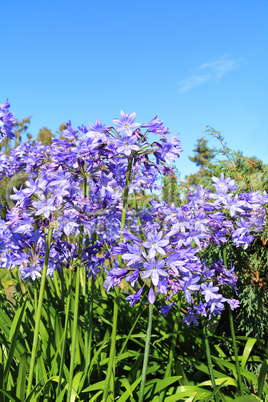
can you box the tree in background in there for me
[161,171,181,205]
[37,126,54,145]
[57,122,67,139]
[188,137,215,186]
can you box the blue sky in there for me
[2,0,268,179]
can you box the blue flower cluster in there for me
[0,100,267,326]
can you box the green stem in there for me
[66,224,84,402]
[222,244,243,396]
[56,268,73,398]
[86,275,94,368]
[120,157,133,233]
[26,225,53,397]
[52,269,61,299]
[159,294,182,402]
[103,287,120,401]
[118,298,144,357]
[202,317,220,402]
[103,156,133,401]
[139,303,154,402]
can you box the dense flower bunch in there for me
[107,175,267,324]
[0,108,181,281]
[0,99,267,327]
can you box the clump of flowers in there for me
[0,99,267,328]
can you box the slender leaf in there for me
[119,377,133,397]
[232,395,261,401]
[16,353,27,401]
[4,300,26,382]
[257,359,268,399]
[241,338,257,370]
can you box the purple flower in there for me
[10,186,28,206]
[142,258,168,286]
[183,307,199,326]
[148,287,155,304]
[32,195,57,218]
[14,214,35,235]
[142,231,169,259]
[87,118,108,143]
[179,274,200,303]
[225,195,246,217]
[159,302,174,317]
[212,173,237,194]
[113,111,140,136]
[113,133,140,156]
[227,299,240,310]
[200,282,219,303]
[122,243,143,265]
[125,269,140,287]
[141,115,166,134]
[126,287,143,305]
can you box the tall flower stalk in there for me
[103,156,133,401]
[202,317,220,402]
[222,244,244,396]
[56,268,73,398]
[66,223,84,401]
[26,225,53,397]
[138,302,154,402]
[159,293,182,402]
[66,176,88,401]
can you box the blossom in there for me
[142,231,169,259]
[86,118,108,143]
[113,111,140,136]
[32,195,57,218]
[113,133,140,156]
[212,173,237,194]
[159,302,174,317]
[200,282,219,303]
[142,258,168,286]
[122,243,143,265]
[126,287,143,305]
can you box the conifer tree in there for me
[188,137,215,186]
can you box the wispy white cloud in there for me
[178,55,242,92]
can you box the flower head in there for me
[113,111,140,136]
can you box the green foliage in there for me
[1,268,268,400]
[188,137,215,186]
[161,169,181,205]
[37,126,54,145]
[186,127,268,344]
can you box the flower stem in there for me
[222,244,243,396]
[66,224,84,402]
[102,287,120,401]
[159,294,182,402]
[26,225,53,397]
[121,157,133,232]
[103,157,133,401]
[138,303,154,402]
[202,317,220,402]
[56,268,73,398]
